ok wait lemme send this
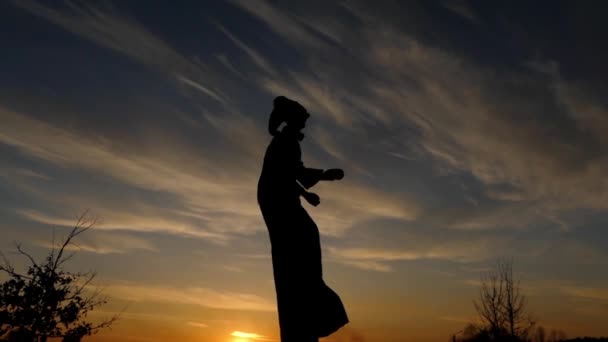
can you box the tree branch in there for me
[53,210,97,271]
[15,242,38,268]
[0,250,31,279]
[66,272,96,300]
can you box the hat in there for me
[268,96,309,136]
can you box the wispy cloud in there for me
[560,286,608,301]
[261,73,358,127]
[227,0,326,50]
[311,180,419,236]
[11,0,230,105]
[107,282,275,312]
[215,23,277,77]
[18,207,227,242]
[34,231,158,254]
[364,28,608,212]
[174,74,225,103]
[14,168,52,180]
[442,0,478,23]
[231,0,608,219]
[89,311,235,331]
[337,259,393,272]
[326,235,507,272]
[2,103,419,242]
[1,107,260,240]
[186,321,209,328]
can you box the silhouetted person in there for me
[257,96,349,342]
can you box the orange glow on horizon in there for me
[230,330,270,341]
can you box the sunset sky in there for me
[1,1,608,341]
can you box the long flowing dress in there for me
[257,129,349,342]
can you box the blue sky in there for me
[1,1,607,341]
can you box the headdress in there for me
[268,96,309,136]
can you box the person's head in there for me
[268,96,310,136]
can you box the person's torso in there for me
[257,134,301,206]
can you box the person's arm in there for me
[296,180,307,196]
[291,140,324,189]
[296,162,324,189]
[320,168,344,181]
[291,139,343,192]
[297,164,344,184]
[297,180,320,206]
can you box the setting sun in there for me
[230,331,269,341]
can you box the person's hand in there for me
[303,192,320,206]
[323,168,344,181]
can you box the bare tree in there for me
[474,264,506,339]
[534,326,547,342]
[500,261,533,339]
[0,212,119,342]
[547,329,567,342]
[472,260,534,341]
